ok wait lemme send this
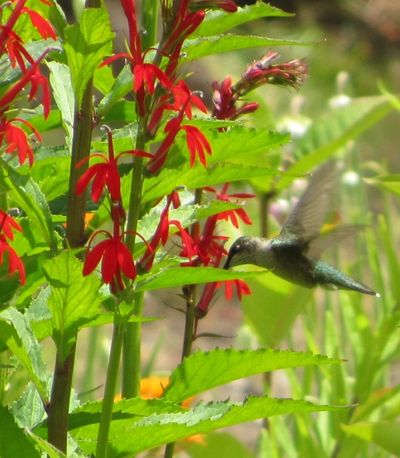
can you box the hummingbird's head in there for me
[224,236,257,269]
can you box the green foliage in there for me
[42,251,103,363]
[0,309,48,401]
[136,267,263,292]
[163,348,340,403]
[194,3,293,37]
[0,405,40,458]
[63,7,114,108]
[0,1,397,457]
[65,396,341,456]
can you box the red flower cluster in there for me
[78,129,149,292]
[0,210,25,284]
[0,0,56,166]
[212,52,307,121]
[102,0,214,174]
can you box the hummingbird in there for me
[224,162,379,297]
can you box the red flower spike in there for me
[0,235,26,284]
[0,210,22,241]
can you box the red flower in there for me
[180,124,211,167]
[0,210,25,285]
[212,77,259,121]
[0,210,22,240]
[148,80,207,135]
[140,193,195,271]
[217,278,251,301]
[76,130,152,202]
[0,117,41,166]
[204,184,254,227]
[0,235,26,284]
[83,233,136,285]
[21,7,57,40]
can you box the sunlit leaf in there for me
[163,348,340,403]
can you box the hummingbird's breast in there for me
[268,240,318,288]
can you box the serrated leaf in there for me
[135,267,262,292]
[64,7,114,108]
[25,431,66,458]
[163,348,340,403]
[68,396,343,455]
[43,251,103,363]
[1,161,58,250]
[0,308,48,401]
[47,62,74,152]
[341,421,400,456]
[142,163,274,203]
[275,96,393,191]
[0,405,40,458]
[183,34,305,62]
[194,3,292,37]
[12,382,46,429]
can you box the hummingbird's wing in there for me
[307,224,363,259]
[280,161,336,242]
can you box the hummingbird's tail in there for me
[315,261,380,297]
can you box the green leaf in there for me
[0,405,40,458]
[183,35,305,63]
[30,149,70,202]
[42,251,103,363]
[194,3,292,37]
[64,7,114,108]
[242,273,312,346]
[163,348,340,403]
[11,382,46,429]
[142,163,275,203]
[341,421,400,456]
[97,65,133,118]
[135,267,263,292]
[368,174,400,196]
[1,161,58,250]
[47,62,74,152]
[0,308,48,401]
[68,396,342,455]
[275,96,393,191]
[25,431,66,458]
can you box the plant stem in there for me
[95,318,125,458]
[122,291,144,397]
[47,346,76,452]
[47,70,94,453]
[122,126,146,398]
